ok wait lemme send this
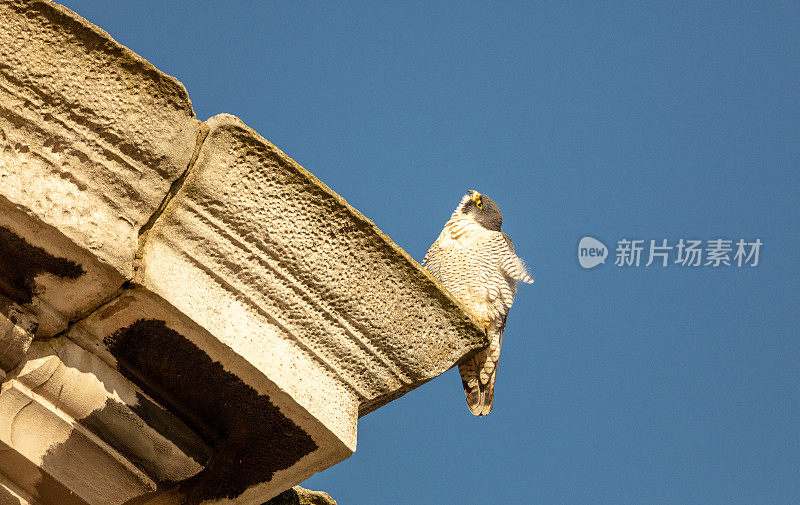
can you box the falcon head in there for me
[460,190,503,231]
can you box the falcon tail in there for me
[459,327,503,416]
[458,358,483,415]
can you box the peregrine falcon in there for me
[423,190,533,416]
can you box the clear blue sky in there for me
[60,2,799,503]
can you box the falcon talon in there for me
[422,190,533,416]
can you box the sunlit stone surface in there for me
[0,1,485,503]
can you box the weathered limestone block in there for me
[143,114,484,418]
[72,286,343,505]
[66,113,485,503]
[0,294,37,377]
[0,1,488,504]
[0,336,212,504]
[0,381,155,504]
[23,338,208,481]
[0,205,121,337]
[0,0,201,335]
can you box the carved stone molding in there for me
[0,1,487,503]
[0,295,37,377]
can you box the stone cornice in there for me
[0,1,487,503]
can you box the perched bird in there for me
[423,190,533,416]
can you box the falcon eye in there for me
[476,198,483,209]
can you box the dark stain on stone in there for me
[0,296,38,372]
[131,391,212,466]
[0,225,84,304]
[104,319,318,503]
[2,440,89,505]
[78,395,212,479]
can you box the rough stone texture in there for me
[0,336,214,504]
[0,294,37,375]
[0,0,200,336]
[0,1,488,504]
[67,287,349,504]
[0,382,155,503]
[20,338,208,480]
[264,486,337,505]
[141,114,484,421]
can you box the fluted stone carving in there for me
[0,1,487,504]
